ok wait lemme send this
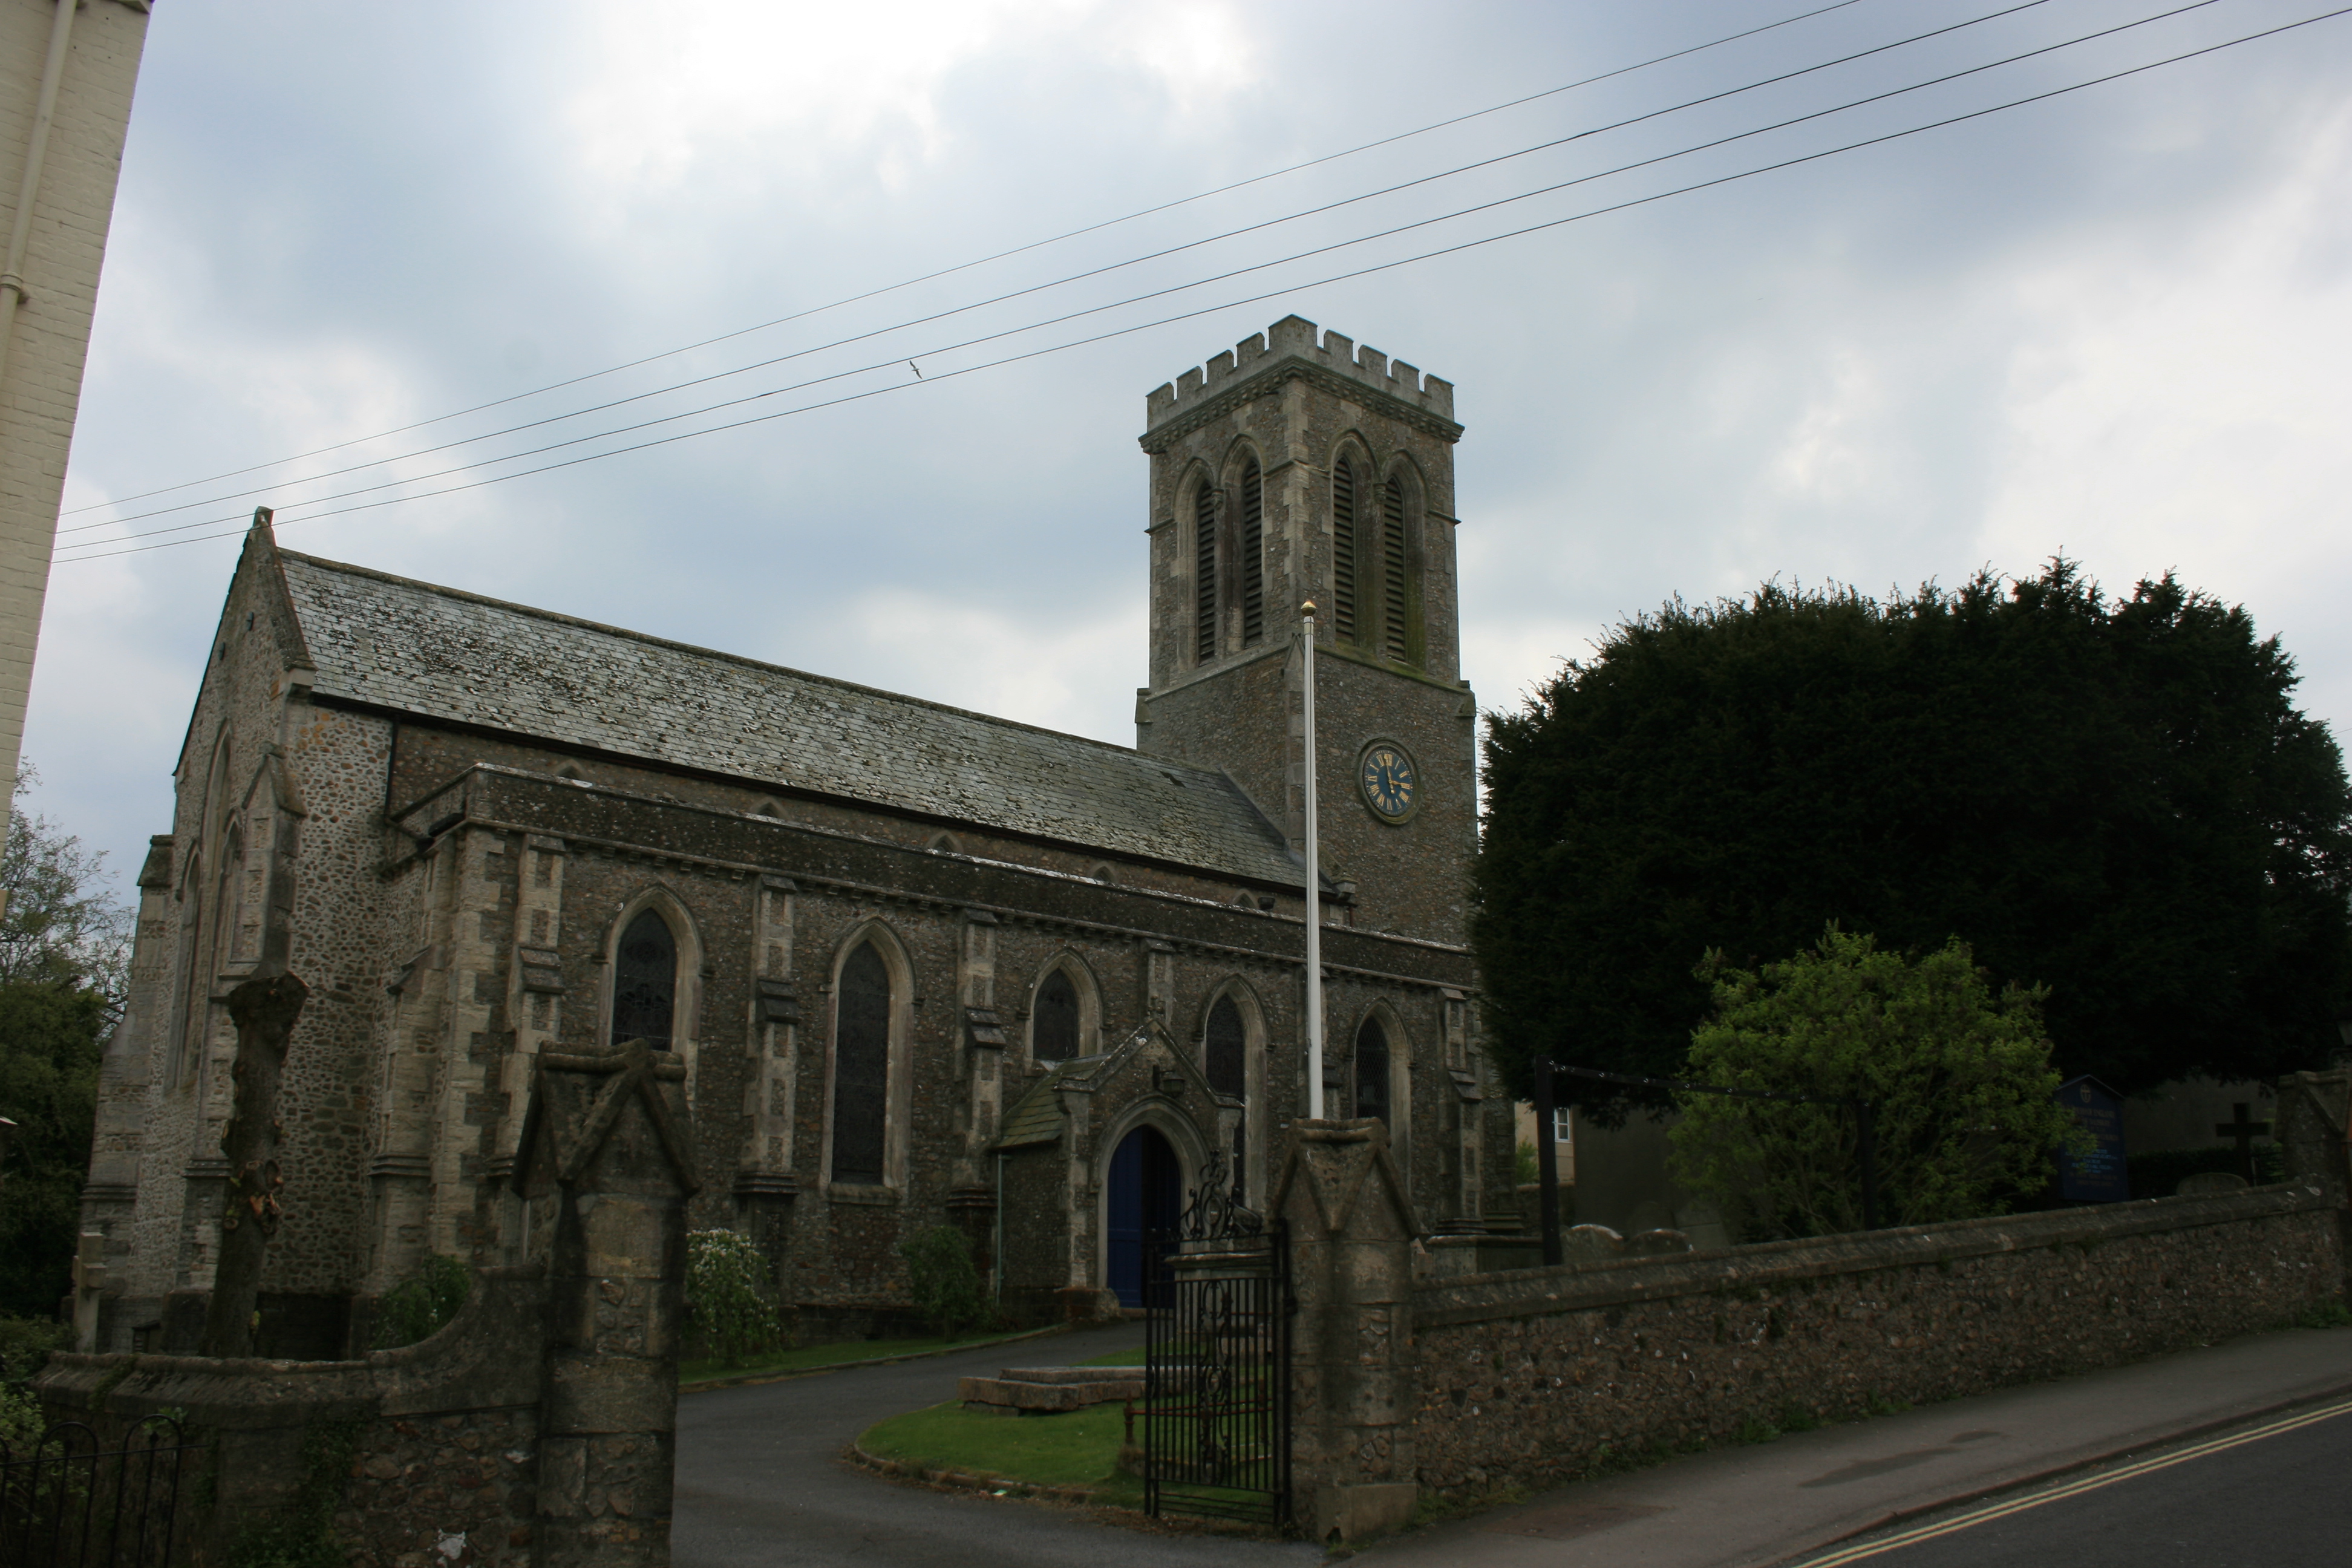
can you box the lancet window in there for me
[610,908,678,1047]
[1331,457,1359,643]
[1194,478,1218,663]
[1239,459,1265,646]
[1354,1015,1391,1124]
[1034,967,1080,1063]
[1205,993,1247,1199]
[1381,475,1411,665]
[831,941,891,1184]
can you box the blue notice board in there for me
[2056,1075,2130,1202]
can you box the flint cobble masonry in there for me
[1408,1184,2343,1498]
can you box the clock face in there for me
[1359,742,1419,823]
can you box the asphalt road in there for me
[671,1324,1319,1568]
[1800,1394,2352,1568]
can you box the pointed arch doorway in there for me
[1106,1124,1182,1308]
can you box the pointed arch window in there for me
[1331,458,1359,644]
[1194,478,1218,663]
[1205,994,1247,1201]
[1354,1015,1391,1125]
[611,909,677,1047]
[1034,968,1080,1063]
[1239,459,1265,646]
[1381,475,1411,664]
[831,942,891,1184]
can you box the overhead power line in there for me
[58,4,2351,565]
[60,0,2065,539]
[58,0,1874,518]
[56,0,2243,555]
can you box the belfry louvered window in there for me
[1194,479,1218,663]
[1240,459,1265,645]
[1206,994,1247,1201]
[831,941,890,1184]
[1331,459,1358,642]
[611,908,677,1048]
[1381,475,1411,664]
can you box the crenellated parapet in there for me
[1140,315,1460,452]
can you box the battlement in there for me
[1143,315,1455,431]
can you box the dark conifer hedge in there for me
[1473,561,2352,1109]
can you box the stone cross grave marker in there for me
[2214,1102,2273,1185]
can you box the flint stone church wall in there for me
[1406,1182,2343,1498]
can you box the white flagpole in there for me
[1302,600,1324,1120]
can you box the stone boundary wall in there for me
[37,1264,548,1568]
[1409,1183,2342,1498]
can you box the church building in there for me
[79,316,1508,1355]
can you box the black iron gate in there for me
[1140,1154,1291,1527]
[0,1416,203,1568]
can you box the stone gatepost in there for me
[514,1039,701,1568]
[2278,1068,2351,1294]
[1272,1116,1420,1544]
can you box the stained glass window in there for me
[611,908,676,1048]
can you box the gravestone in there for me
[2056,1076,2130,1203]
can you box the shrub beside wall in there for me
[1411,1184,2342,1498]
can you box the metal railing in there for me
[0,1416,203,1568]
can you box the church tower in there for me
[1135,316,1476,946]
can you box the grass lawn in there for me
[858,1400,1145,1508]
[679,1327,1048,1387]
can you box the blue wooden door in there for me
[1107,1125,1181,1307]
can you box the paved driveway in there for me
[672,1324,1319,1568]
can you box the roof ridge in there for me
[276,548,1213,775]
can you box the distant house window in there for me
[1194,479,1218,662]
[1034,968,1080,1063]
[1354,1016,1391,1124]
[831,942,891,1184]
[1552,1105,1572,1144]
[611,909,676,1048]
[1331,457,1359,643]
[1206,995,1247,1200]
[1240,459,1266,646]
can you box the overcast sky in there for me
[28,0,2352,905]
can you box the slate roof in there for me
[274,550,1302,884]
[995,1059,1097,1149]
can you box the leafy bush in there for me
[685,1230,782,1366]
[1514,1139,1538,1186]
[0,1377,42,1453]
[897,1225,984,1340]
[1670,926,2089,1237]
[0,1315,68,1381]
[373,1256,469,1350]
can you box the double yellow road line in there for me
[1795,1393,2352,1566]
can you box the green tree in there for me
[1473,563,2352,1109]
[1668,928,2085,1237]
[0,978,108,1317]
[0,765,132,1319]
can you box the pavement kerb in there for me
[1767,1366,2352,1566]
[841,1436,1107,1506]
[679,1321,1081,1393]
